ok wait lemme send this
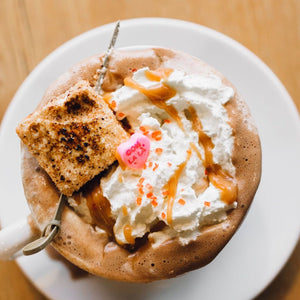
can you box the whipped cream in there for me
[100,68,237,245]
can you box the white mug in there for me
[0,217,38,260]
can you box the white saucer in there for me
[0,18,299,300]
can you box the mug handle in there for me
[0,217,39,260]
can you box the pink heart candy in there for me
[117,133,150,169]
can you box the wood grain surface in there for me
[0,0,299,299]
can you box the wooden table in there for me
[0,0,299,299]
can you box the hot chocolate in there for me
[17,47,261,282]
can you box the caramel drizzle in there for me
[124,69,184,130]
[165,149,192,225]
[190,142,203,161]
[188,106,237,205]
[84,184,135,244]
[84,184,115,236]
[123,224,135,244]
[145,68,174,81]
[102,92,112,104]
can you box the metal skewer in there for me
[22,21,121,256]
[94,20,120,94]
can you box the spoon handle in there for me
[47,193,67,230]
[23,194,67,256]
[23,226,59,255]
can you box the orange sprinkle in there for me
[178,198,186,205]
[151,130,162,141]
[153,163,159,171]
[164,119,171,123]
[122,205,128,216]
[146,192,153,198]
[151,200,158,207]
[145,183,153,190]
[118,112,125,118]
[139,177,145,184]
[139,126,146,132]
[155,148,163,155]
[136,197,142,206]
[167,162,172,167]
[162,190,169,196]
[143,164,147,169]
[148,161,153,168]
[139,188,144,195]
[161,212,166,219]
[186,149,192,155]
[143,130,149,136]
[204,201,211,207]
[111,100,117,109]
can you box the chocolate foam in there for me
[21,47,261,282]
